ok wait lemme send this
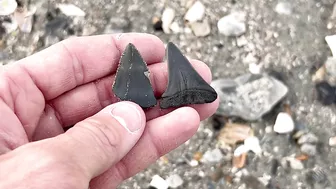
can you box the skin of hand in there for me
[0,33,219,189]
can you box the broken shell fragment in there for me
[160,42,218,109]
[218,123,252,146]
[112,43,157,108]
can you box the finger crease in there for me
[147,129,165,157]
[47,101,65,127]
[92,81,105,109]
[60,41,85,85]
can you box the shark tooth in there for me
[112,43,157,108]
[160,42,217,109]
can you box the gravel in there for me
[2,0,336,189]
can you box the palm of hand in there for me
[0,33,218,189]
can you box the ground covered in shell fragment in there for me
[2,0,336,189]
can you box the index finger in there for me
[16,33,165,100]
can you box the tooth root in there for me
[160,42,217,109]
[112,43,157,108]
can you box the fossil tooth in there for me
[112,43,157,108]
[159,42,217,109]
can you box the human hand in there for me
[0,33,219,189]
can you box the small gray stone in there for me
[166,174,184,188]
[297,133,318,145]
[324,57,336,86]
[217,12,246,37]
[211,74,288,121]
[300,143,317,156]
[190,19,211,37]
[82,25,97,36]
[287,157,304,170]
[201,149,224,163]
[104,17,130,34]
[184,1,205,23]
[162,7,175,34]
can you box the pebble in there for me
[297,133,318,145]
[184,1,205,23]
[161,7,175,34]
[217,12,246,37]
[243,53,258,64]
[82,25,97,36]
[150,175,169,189]
[306,167,328,185]
[170,22,181,33]
[273,112,294,134]
[244,136,262,154]
[184,27,192,34]
[57,4,86,17]
[265,126,273,133]
[211,74,288,121]
[104,17,131,34]
[190,19,211,37]
[249,63,262,75]
[189,159,199,167]
[233,145,248,168]
[285,157,304,170]
[2,18,18,33]
[0,0,17,16]
[324,57,336,86]
[13,7,36,33]
[152,16,163,31]
[315,81,336,105]
[325,35,336,57]
[234,145,249,156]
[312,65,326,82]
[236,35,248,47]
[217,123,252,145]
[275,2,292,15]
[201,149,224,163]
[300,143,317,156]
[166,174,184,188]
[329,136,336,146]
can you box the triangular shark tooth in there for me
[160,42,217,109]
[112,43,157,108]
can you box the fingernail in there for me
[110,102,142,133]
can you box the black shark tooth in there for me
[159,42,218,109]
[112,43,157,108]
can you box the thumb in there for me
[55,101,146,178]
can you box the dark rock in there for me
[152,16,163,31]
[297,133,318,145]
[159,42,218,109]
[266,179,281,189]
[242,175,266,189]
[315,81,336,105]
[104,17,131,34]
[112,43,157,108]
[211,74,288,121]
[45,16,71,36]
[211,114,226,130]
[270,158,280,176]
[306,167,329,187]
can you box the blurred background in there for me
[2,0,336,188]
